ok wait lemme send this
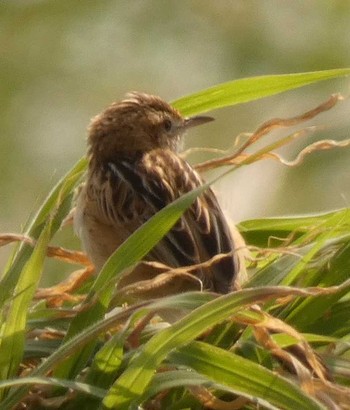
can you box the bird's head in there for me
[87,92,213,162]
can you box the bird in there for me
[74,92,240,299]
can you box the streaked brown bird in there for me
[74,92,239,298]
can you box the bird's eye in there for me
[163,119,172,132]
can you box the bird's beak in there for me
[183,115,214,129]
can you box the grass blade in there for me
[173,69,350,115]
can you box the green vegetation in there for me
[1,70,350,409]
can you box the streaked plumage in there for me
[74,92,239,296]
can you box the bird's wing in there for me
[99,149,237,292]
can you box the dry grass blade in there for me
[0,233,91,266]
[0,233,96,305]
[270,138,350,167]
[255,316,328,380]
[313,379,350,410]
[195,93,344,172]
[114,248,249,302]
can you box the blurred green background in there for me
[1,1,350,280]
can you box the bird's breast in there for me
[74,184,130,272]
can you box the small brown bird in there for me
[74,92,239,298]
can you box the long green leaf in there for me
[173,69,350,115]
[171,341,325,410]
[0,221,51,395]
[239,208,350,247]
[101,286,319,409]
[0,377,106,399]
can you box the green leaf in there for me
[86,332,124,388]
[172,69,350,115]
[171,341,325,410]
[0,221,51,393]
[238,208,350,248]
[306,299,350,338]
[281,241,350,329]
[101,286,314,409]
[0,377,106,400]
